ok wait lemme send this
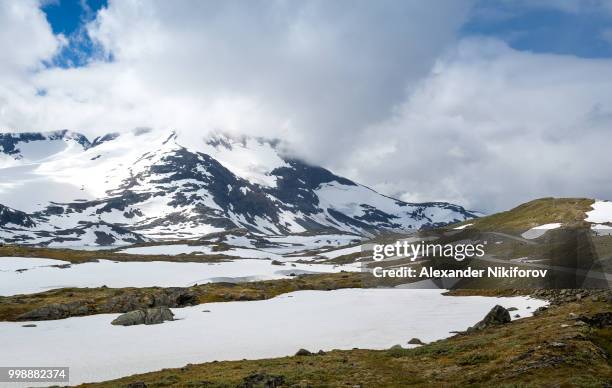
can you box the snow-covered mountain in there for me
[0,129,478,246]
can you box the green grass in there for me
[451,197,594,233]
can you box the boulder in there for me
[468,305,511,332]
[238,373,284,388]
[407,338,425,345]
[111,307,174,326]
[295,348,312,356]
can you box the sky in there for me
[1,0,612,213]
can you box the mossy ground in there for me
[0,272,367,321]
[0,244,233,264]
[451,197,594,232]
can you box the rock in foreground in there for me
[111,307,174,326]
[468,305,511,332]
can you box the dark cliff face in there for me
[0,205,36,228]
[0,130,91,158]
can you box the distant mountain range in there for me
[0,129,478,246]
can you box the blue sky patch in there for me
[42,0,108,67]
[463,2,612,58]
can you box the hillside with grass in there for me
[451,198,594,233]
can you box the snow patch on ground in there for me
[0,257,70,273]
[592,224,612,236]
[120,244,216,255]
[0,257,359,296]
[521,223,562,239]
[453,223,473,230]
[0,289,547,386]
[586,201,612,224]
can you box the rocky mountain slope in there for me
[0,129,478,246]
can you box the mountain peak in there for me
[0,128,478,246]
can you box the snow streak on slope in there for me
[0,129,478,246]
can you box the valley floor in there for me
[0,287,545,386]
[77,293,612,388]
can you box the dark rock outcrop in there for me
[111,307,174,326]
[103,288,197,313]
[126,382,147,388]
[407,337,425,345]
[468,305,511,332]
[16,301,90,321]
[577,312,612,328]
[295,348,312,356]
[238,373,285,388]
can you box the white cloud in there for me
[341,38,612,212]
[1,1,612,213]
[1,0,472,138]
[0,0,60,75]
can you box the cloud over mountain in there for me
[0,0,611,213]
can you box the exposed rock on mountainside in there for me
[0,205,36,228]
[0,129,478,246]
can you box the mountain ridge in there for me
[0,129,478,246]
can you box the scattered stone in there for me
[574,321,587,326]
[407,338,425,345]
[514,314,521,318]
[295,348,312,356]
[577,312,612,328]
[560,324,570,328]
[533,306,549,316]
[270,260,283,266]
[21,324,37,327]
[202,310,211,313]
[526,306,531,309]
[111,307,174,326]
[51,263,71,269]
[507,307,518,311]
[468,305,511,332]
[127,382,147,388]
[569,313,577,319]
[550,342,566,348]
[238,373,284,388]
